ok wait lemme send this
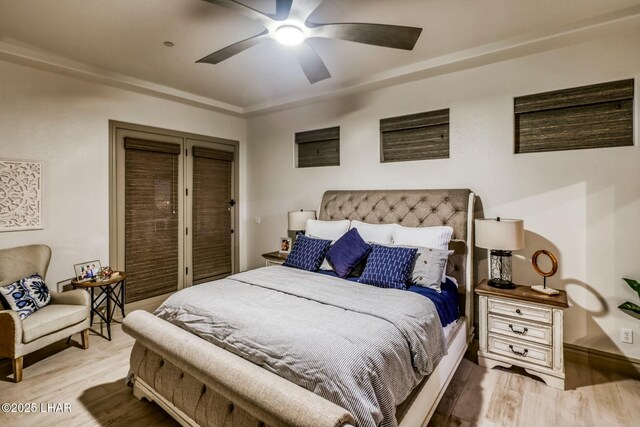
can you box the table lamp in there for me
[475,217,525,289]
[288,210,317,242]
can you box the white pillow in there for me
[392,225,454,282]
[392,225,453,250]
[350,220,398,244]
[306,219,350,241]
[306,220,350,271]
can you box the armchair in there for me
[0,245,90,382]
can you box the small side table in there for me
[72,272,127,341]
[262,251,288,266]
[476,279,568,389]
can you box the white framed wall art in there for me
[0,159,43,232]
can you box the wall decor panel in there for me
[0,159,43,232]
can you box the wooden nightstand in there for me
[476,279,569,390]
[262,251,288,266]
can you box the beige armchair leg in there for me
[12,357,23,383]
[81,329,89,350]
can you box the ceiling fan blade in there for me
[292,42,330,84]
[288,0,324,22]
[201,0,275,24]
[272,0,293,21]
[197,30,269,64]
[308,22,422,50]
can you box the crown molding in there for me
[0,40,244,116]
[244,5,640,116]
[1,5,638,119]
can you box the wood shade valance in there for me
[124,137,181,155]
[192,146,234,162]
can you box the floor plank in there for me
[2,301,640,427]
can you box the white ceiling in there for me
[1,0,639,115]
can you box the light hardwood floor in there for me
[1,299,639,427]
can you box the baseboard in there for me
[565,343,640,378]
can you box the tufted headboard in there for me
[318,189,475,327]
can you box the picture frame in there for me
[74,260,102,282]
[279,237,292,254]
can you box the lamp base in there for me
[488,279,516,289]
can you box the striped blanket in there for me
[155,266,446,427]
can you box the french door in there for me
[110,122,238,303]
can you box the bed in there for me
[123,189,475,427]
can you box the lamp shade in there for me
[288,210,316,231]
[475,218,525,250]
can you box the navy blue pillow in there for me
[325,228,371,278]
[358,245,418,289]
[283,234,332,272]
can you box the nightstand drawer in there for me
[488,314,552,345]
[488,298,552,324]
[488,335,552,368]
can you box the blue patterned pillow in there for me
[283,234,332,272]
[358,245,418,289]
[0,274,51,320]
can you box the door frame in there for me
[108,120,240,293]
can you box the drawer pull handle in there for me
[509,325,528,335]
[509,345,528,357]
[515,309,522,315]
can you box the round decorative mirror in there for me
[531,250,560,295]
[532,249,558,277]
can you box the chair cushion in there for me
[21,304,88,343]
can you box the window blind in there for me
[192,148,233,284]
[514,79,634,154]
[295,126,340,168]
[124,139,180,302]
[380,109,450,162]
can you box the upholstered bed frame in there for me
[123,189,475,427]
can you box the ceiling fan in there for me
[198,0,423,84]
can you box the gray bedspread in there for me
[155,266,446,427]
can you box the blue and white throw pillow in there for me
[0,274,51,320]
[283,234,332,272]
[358,244,418,289]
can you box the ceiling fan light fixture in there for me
[275,25,305,46]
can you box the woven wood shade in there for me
[514,79,634,154]
[124,140,180,302]
[124,137,181,155]
[380,109,450,162]
[295,126,340,168]
[192,149,233,284]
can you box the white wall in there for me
[246,26,640,358]
[0,60,248,286]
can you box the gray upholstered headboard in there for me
[318,189,475,327]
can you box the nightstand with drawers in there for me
[476,279,569,390]
[262,251,288,266]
